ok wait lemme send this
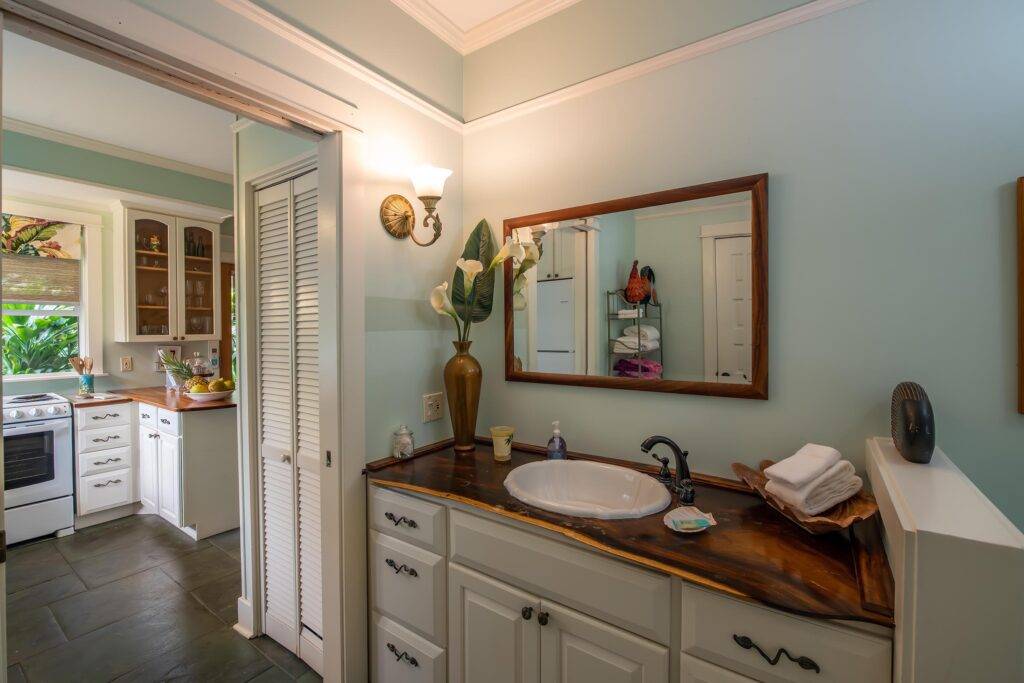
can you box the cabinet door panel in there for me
[449,563,540,683]
[128,210,177,340]
[175,217,220,341]
[138,426,159,512]
[158,433,181,526]
[540,600,668,683]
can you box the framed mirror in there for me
[503,174,768,399]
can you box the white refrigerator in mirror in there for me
[536,279,574,373]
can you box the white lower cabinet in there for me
[138,426,159,512]
[369,486,892,683]
[158,431,182,526]
[74,401,136,516]
[449,564,540,683]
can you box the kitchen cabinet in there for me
[113,203,221,342]
[73,401,134,517]
[158,431,182,526]
[138,424,159,513]
[537,229,577,281]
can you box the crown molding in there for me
[635,200,751,222]
[391,0,582,55]
[3,118,233,184]
[465,0,866,132]
[214,0,463,133]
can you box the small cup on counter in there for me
[490,426,515,462]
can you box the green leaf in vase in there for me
[452,219,497,324]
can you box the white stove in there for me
[2,392,74,544]
[3,392,71,424]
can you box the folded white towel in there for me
[620,324,660,341]
[612,336,660,354]
[764,443,841,489]
[765,461,862,515]
[617,309,640,319]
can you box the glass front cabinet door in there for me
[175,218,220,341]
[128,210,177,341]
[114,205,222,342]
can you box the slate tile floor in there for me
[6,515,321,683]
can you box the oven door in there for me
[3,417,73,509]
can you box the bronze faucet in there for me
[641,435,695,504]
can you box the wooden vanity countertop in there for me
[108,387,237,412]
[366,443,895,627]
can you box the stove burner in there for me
[8,394,52,403]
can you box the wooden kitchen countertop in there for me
[108,387,237,412]
[366,442,895,627]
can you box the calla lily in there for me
[456,258,484,298]
[430,281,457,318]
[520,241,540,265]
[513,291,527,311]
[490,240,526,270]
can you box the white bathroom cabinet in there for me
[112,202,222,342]
[368,484,891,683]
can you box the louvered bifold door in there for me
[292,171,323,645]
[255,181,298,649]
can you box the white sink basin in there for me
[503,459,671,520]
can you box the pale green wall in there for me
[463,0,810,120]
[249,0,463,119]
[596,210,635,371]
[3,130,231,209]
[2,134,233,395]
[464,0,1024,526]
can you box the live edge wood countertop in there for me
[366,442,895,627]
[107,387,238,412]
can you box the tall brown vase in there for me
[444,341,482,453]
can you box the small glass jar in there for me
[185,351,212,377]
[392,425,415,459]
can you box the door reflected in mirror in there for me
[504,175,766,399]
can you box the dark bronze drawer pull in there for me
[384,512,418,528]
[521,606,533,620]
[733,634,820,674]
[94,457,123,465]
[91,413,121,420]
[141,412,151,419]
[93,479,123,488]
[384,558,418,577]
[92,435,120,442]
[160,418,171,425]
[386,643,418,667]
[537,611,549,626]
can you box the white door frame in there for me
[1,5,365,681]
[700,221,752,382]
[0,15,8,676]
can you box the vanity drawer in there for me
[449,509,671,644]
[79,468,132,514]
[138,403,159,430]
[79,445,132,476]
[680,585,892,683]
[372,613,446,683]
[76,402,131,430]
[156,408,181,435]
[681,654,756,683]
[370,486,446,554]
[77,424,132,453]
[370,530,446,644]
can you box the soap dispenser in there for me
[547,421,567,460]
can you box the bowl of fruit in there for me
[183,376,235,402]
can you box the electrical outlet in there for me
[120,356,134,372]
[422,392,443,423]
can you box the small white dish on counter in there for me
[503,459,671,519]
[184,390,233,402]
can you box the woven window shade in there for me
[2,253,81,304]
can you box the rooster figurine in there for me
[624,260,650,304]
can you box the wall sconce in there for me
[379,164,452,247]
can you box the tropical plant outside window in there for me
[1,213,84,377]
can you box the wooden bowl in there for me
[731,459,878,534]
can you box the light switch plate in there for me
[120,356,133,372]
[422,392,443,423]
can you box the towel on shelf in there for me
[765,460,862,515]
[619,324,660,341]
[614,358,662,378]
[612,336,660,354]
[764,443,841,489]
[617,308,640,319]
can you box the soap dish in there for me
[731,460,879,535]
[663,506,716,534]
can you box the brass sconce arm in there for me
[410,196,442,247]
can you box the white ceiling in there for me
[3,32,234,175]
[392,0,581,54]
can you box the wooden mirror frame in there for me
[503,173,769,399]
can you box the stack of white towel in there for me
[764,444,862,515]
[612,325,661,354]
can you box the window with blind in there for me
[1,213,85,376]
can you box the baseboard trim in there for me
[234,597,256,638]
